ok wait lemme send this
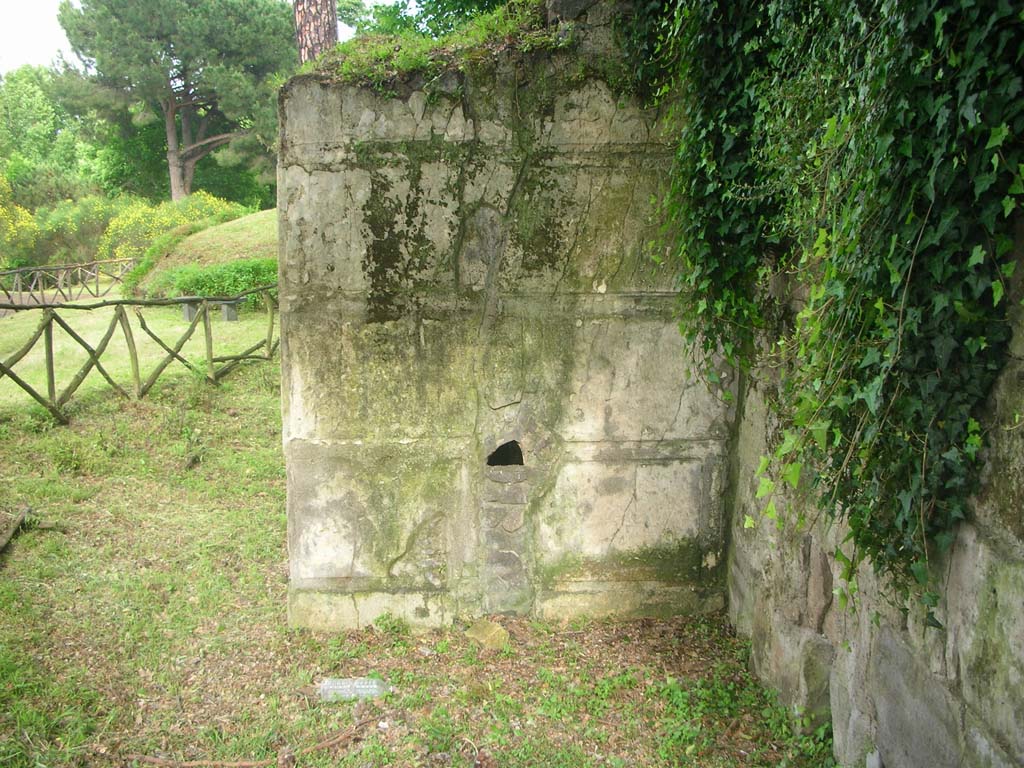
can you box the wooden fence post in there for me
[43,310,56,404]
[116,306,142,398]
[265,291,275,359]
[202,302,216,383]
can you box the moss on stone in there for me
[539,539,709,591]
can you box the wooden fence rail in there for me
[0,286,278,424]
[0,258,137,306]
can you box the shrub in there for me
[33,195,137,265]
[0,175,39,270]
[97,191,249,265]
[150,258,278,308]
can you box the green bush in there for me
[0,176,39,270]
[33,195,137,265]
[97,191,249,264]
[150,258,278,308]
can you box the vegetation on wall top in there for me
[310,0,572,89]
[632,0,1023,615]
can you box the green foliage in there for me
[0,66,99,210]
[90,118,274,208]
[372,611,412,637]
[32,195,137,265]
[0,176,40,270]
[59,0,296,199]
[657,664,835,766]
[150,258,278,305]
[346,0,503,37]
[98,192,248,267]
[315,0,569,88]
[641,1,1024,605]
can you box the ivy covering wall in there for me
[630,0,1023,612]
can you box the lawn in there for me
[135,209,277,297]
[0,302,276,413]
[0,355,834,768]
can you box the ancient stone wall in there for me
[278,4,1022,763]
[727,297,1024,767]
[278,46,731,629]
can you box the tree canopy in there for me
[59,0,296,201]
[0,66,99,209]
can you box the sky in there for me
[0,0,365,76]
[0,0,74,75]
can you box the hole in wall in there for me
[487,440,524,466]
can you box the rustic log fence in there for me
[0,286,278,424]
[0,258,136,306]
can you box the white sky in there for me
[0,0,371,76]
[0,0,74,75]
[0,0,391,76]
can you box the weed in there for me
[373,612,411,638]
[418,705,459,754]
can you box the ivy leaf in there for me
[782,461,802,489]
[968,245,985,267]
[756,455,771,476]
[992,280,1004,306]
[755,477,775,499]
[974,172,996,199]
[810,421,830,449]
[985,123,1009,150]
[775,430,799,458]
[763,499,777,520]
[910,560,929,586]
[743,514,756,529]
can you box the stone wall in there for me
[727,294,1024,767]
[277,4,1022,763]
[278,41,731,629]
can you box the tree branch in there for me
[179,131,244,161]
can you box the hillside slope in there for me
[138,208,277,294]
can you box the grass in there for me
[136,210,278,293]
[0,304,275,412]
[0,340,835,768]
[129,209,277,298]
[313,0,573,89]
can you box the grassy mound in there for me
[136,209,277,297]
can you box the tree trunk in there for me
[294,0,338,64]
[164,106,189,201]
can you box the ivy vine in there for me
[633,0,1024,611]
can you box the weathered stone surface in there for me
[871,628,962,768]
[280,24,730,629]
[546,0,600,22]
[728,312,1024,766]
[466,618,510,650]
[751,609,834,731]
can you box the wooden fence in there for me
[0,258,136,306]
[0,286,278,424]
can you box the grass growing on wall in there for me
[311,0,572,88]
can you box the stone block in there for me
[537,458,715,561]
[280,33,730,629]
[751,610,835,731]
[871,628,962,768]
